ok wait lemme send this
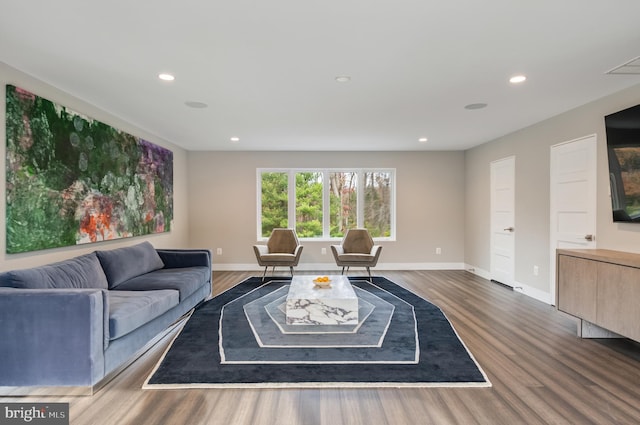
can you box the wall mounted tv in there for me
[606,104,640,222]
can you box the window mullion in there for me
[357,170,364,228]
[322,170,330,238]
[288,171,296,229]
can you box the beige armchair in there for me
[331,228,382,282]
[253,228,303,281]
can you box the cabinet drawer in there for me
[597,262,640,341]
[557,255,597,322]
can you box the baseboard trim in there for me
[212,262,468,272]
[464,264,490,280]
[212,263,555,305]
[513,281,553,305]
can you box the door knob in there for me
[503,227,514,232]
[584,234,594,241]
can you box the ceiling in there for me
[1,1,639,152]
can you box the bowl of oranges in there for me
[312,276,332,288]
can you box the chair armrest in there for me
[254,245,269,256]
[292,245,304,265]
[253,245,269,266]
[330,245,344,259]
[370,245,383,264]
[0,288,108,387]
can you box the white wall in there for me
[0,62,190,272]
[187,151,466,270]
[465,82,640,303]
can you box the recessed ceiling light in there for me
[509,75,527,84]
[230,137,240,142]
[158,73,175,81]
[185,101,208,109]
[335,76,351,83]
[464,103,488,110]
[418,138,428,143]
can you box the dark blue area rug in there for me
[144,276,491,388]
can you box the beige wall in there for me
[0,62,190,272]
[187,151,466,270]
[465,82,640,301]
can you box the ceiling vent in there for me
[606,56,640,75]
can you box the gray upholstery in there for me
[157,249,211,269]
[253,228,303,281]
[0,244,212,391]
[96,241,165,288]
[0,252,108,289]
[115,266,211,301]
[331,228,382,281]
[108,290,179,339]
[0,288,107,386]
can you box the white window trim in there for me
[257,168,396,241]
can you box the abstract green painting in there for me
[5,85,173,254]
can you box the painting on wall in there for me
[5,85,173,254]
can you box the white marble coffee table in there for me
[285,275,358,325]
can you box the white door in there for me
[550,135,597,305]
[490,156,516,287]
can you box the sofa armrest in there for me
[156,249,212,270]
[0,288,108,387]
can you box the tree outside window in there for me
[260,171,288,237]
[330,171,357,237]
[364,171,392,237]
[295,172,323,237]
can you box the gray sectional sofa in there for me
[0,242,211,393]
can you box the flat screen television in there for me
[606,104,640,222]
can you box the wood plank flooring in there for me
[2,270,639,425]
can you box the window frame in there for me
[257,167,396,241]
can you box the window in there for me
[296,172,323,237]
[260,171,288,237]
[363,171,393,237]
[329,171,357,237]
[258,168,395,240]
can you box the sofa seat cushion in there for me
[114,267,210,302]
[0,252,109,289]
[97,242,165,289]
[108,290,179,340]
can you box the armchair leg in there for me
[289,266,294,276]
[262,266,268,282]
[341,266,346,275]
[366,267,372,282]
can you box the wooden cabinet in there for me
[557,255,598,323]
[556,249,640,342]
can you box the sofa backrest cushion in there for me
[0,252,109,289]
[96,242,165,289]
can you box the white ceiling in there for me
[1,1,639,151]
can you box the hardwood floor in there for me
[2,270,639,425]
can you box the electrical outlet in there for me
[533,265,539,276]
[435,247,442,255]
[321,247,327,255]
[216,248,222,256]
